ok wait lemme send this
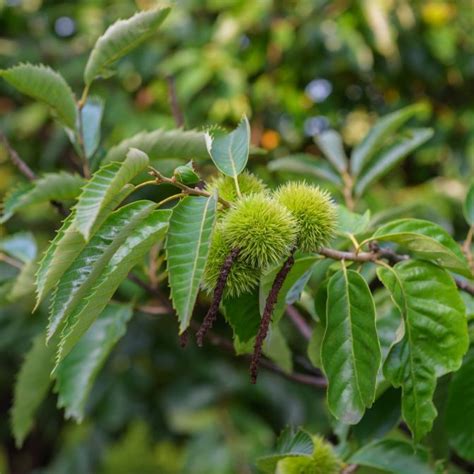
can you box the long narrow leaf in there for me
[55,210,170,366]
[47,200,156,341]
[354,128,433,197]
[166,195,217,333]
[321,266,380,424]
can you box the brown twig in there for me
[250,249,296,384]
[196,247,240,346]
[165,75,185,128]
[319,244,474,296]
[149,168,231,209]
[1,132,68,216]
[286,304,312,340]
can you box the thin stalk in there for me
[250,248,296,383]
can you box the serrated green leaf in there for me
[80,96,104,159]
[348,438,433,474]
[1,172,85,223]
[314,130,348,173]
[446,348,474,461]
[321,266,380,424]
[103,128,210,164]
[55,303,133,421]
[369,218,471,278]
[259,256,319,324]
[207,116,250,178]
[47,200,156,341]
[354,128,433,197]
[464,183,474,226]
[11,333,55,448]
[257,427,313,473]
[166,195,217,333]
[73,148,149,240]
[0,63,77,129]
[55,209,170,366]
[268,154,343,185]
[351,103,429,175]
[0,232,36,263]
[84,7,170,86]
[35,184,134,307]
[377,260,468,441]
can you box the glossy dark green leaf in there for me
[166,195,217,333]
[268,154,343,185]
[354,128,433,197]
[84,7,170,85]
[350,103,428,175]
[314,129,348,173]
[55,210,170,366]
[207,116,250,178]
[370,218,471,278]
[336,205,371,236]
[55,303,133,421]
[321,267,380,424]
[377,260,468,441]
[349,439,433,474]
[11,333,55,447]
[446,349,474,461]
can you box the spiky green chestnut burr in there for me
[275,182,337,253]
[276,436,342,474]
[202,225,259,297]
[222,194,298,269]
[206,170,267,203]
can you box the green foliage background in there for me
[0,1,473,473]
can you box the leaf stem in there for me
[0,252,23,269]
[233,174,242,199]
[149,168,231,208]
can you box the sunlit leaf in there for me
[0,64,77,129]
[55,210,170,366]
[0,232,36,263]
[464,182,474,226]
[84,7,171,86]
[103,129,210,164]
[73,148,149,240]
[207,116,250,178]
[80,96,104,159]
